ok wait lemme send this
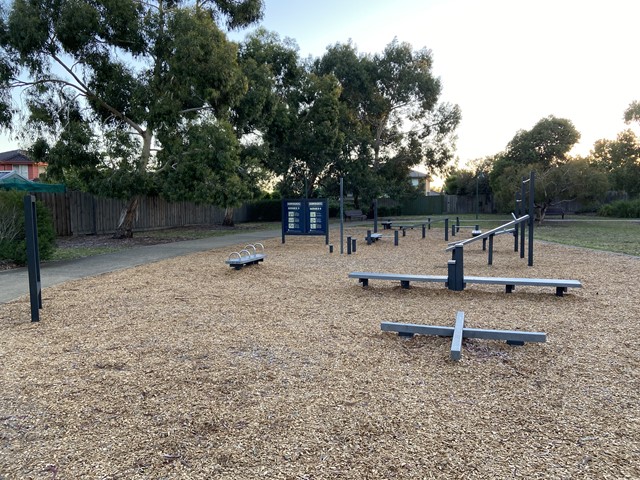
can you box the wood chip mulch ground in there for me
[1,225,639,479]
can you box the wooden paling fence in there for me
[34,191,248,236]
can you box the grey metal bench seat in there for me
[365,233,384,242]
[464,276,582,296]
[348,271,448,288]
[349,271,581,296]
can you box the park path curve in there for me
[0,228,281,304]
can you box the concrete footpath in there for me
[0,228,282,304]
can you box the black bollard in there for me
[394,230,399,246]
[329,244,334,253]
[352,238,357,253]
[347,236,352,254]
[422,224,426,238]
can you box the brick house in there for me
[0,150,47,180]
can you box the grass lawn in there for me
[388,213,640,257]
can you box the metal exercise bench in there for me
[225,243,266,270]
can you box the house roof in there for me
[409,168,433,180]
[0,149,33,164]
[0,171,28,182]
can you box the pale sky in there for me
[237,0,640,167]
[2,0,639,170]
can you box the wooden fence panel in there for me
[36,191,251,236]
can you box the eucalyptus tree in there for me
[503,116,580,167]
[591,130,640,198]
[624,100,640,125]
[315,39,461,207]
[1,0,263,236]
[489,116,609,216]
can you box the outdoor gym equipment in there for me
[349,243,581,296]
[225,243,266,270]
[381,311,547,361]
[445,215,530,265]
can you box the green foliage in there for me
[624,100,640,125]
[1,0,263,210]
[598,199,640,218]
[590,129,640,197]
[246,199,281,222]
[503,116,580,168]
[0,191,56,265]
[377,205,401,217]
[487,116,605,213]
[309,38,460,207]
[158,119,253,208]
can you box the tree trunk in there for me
[222,207,234,226]
[112,130,152,239]
[113,196,140,239]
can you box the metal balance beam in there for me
[381,311,546,361]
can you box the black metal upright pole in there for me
[528,171,535,266]
[24,195,41,322]
[373,198,378,233]
[520,177,526,259]
[340,177,344,254]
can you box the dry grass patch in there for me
[1,225,639,479]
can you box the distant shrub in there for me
[246,199,282,222]
[378,206,401,217]
[598,199,640,218]
[0,191,56,265]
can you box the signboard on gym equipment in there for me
[281,199,329,244]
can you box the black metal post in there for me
[352,238,357,253]
[444,218,449,241]
[24,195,42,322]
[347,236,352,254]
[394,230,399,246]
[340,177,344,254]
[488,234,494,265]
[520,177,526,259]
[422,224,426,239]
[528,171,535,266]
[373,199,378,233]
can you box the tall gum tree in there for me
[315,39,461,207]
[0,0,263,237]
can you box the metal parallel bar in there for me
[445,215,529,251]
